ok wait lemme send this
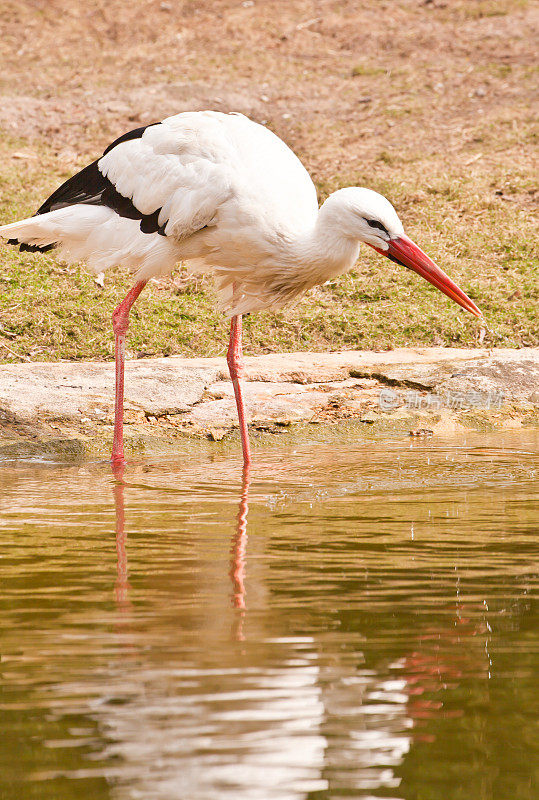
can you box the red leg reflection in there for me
[229,465,251,641]
[112,461,131,613]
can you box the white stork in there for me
[0,111,481,466]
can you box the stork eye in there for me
[366,219,388,234]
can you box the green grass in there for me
[0,136,537,364]
[351,64,386,78]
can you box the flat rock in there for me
[0,347,537,457]
[0,359,221,421]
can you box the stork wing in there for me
[35,118,233,243]
[98,120,234,240]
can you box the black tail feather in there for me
[5,121,165,254]
[7,238,56,253]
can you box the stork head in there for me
[330,187,482,318]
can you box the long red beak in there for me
[372,233,482,318]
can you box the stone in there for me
[0,348,537,454]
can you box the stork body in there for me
[0,111,481,465]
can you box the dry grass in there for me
[0,0,537,362]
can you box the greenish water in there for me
[0,431,537,800]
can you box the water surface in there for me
[1,431,537,799]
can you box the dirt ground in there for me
[1,0,537,174]
[0,0,537,362]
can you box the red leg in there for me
[111,281,147,465]
[227,315,252,465]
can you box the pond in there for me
[1,430,537,800]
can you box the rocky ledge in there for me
[0,347,537,459]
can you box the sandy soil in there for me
[1,0,537,181]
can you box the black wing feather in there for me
[8,122,165,253]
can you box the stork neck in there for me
[291,202,360,279]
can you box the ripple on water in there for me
[0,430,537,800]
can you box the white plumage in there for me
[0,110,404,315]
[0,109,481,466]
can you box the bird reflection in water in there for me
[111,461,132,616]
[110,460,252,641]
[229,465,251,641]
[402,597,492,741]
